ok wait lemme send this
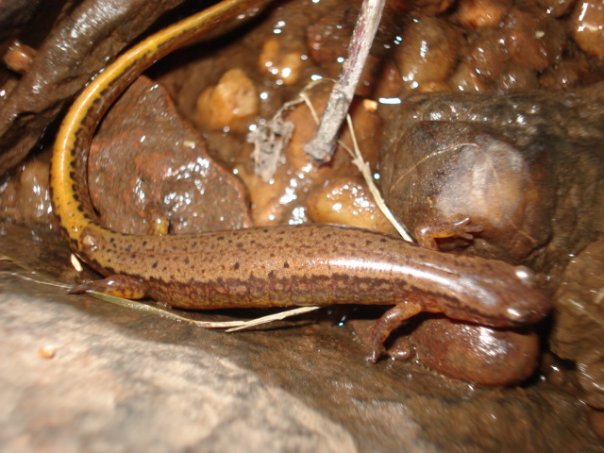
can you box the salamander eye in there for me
[514,266,535,287]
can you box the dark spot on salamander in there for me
[184,257,190,265]
[217,236,224,241]
[283,261,290,268]
[233,262,240,270]
[152,262,158,269]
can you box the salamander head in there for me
[444,262,552,328]
[499,266,551,325]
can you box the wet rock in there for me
[0,0,190,175]
[571,0,604,60]
[88,76,251,235]
[352,317,540,386]
[195,68,259,132]
[0,294,357,452]
[258,37,305,86]
[379,83,604,270]
[0,151,54,227]
[0,0,43,42]
[410,319,540,386]
[538,0,576,17]
[306,178,395,234]
[393,17,462,93]
[504,5,566,72]
[454,0,512,29]
[381,120,556,262]
[550,237,604,411]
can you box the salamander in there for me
[50,0,551,361]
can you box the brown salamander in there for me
[50,0,551,360]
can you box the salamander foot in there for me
[368,301,422,363]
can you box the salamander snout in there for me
[513,266,537,287]
[503,266,551,325]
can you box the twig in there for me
[299,97,414,242]
[304,0,386,163]
[226,306,320,332]
[344,115,413,242]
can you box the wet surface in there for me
[1,0,604,447]
[380,83,604,269]
[89,76,252,235]
[1,223,603,450]
[0,0,194,175]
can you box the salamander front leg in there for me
[368,300,422,363]
[415,217,483,250]
[69,274,148,300]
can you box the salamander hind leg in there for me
[368,301,422,363]
[69,274,148,300]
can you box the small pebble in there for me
[38,344,57,359]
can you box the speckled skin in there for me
[74,222,550,328]
[51,0,551,342]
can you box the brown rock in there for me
[394,17,461,92]
[454,0,512,29]
[0,0,191,175]
[571,0,604,59]
[352,317,540,386]
[88,76,251,235]
[550,238,604,409]
[379,83,604,269]
[195,68,259,132]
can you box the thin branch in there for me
[304,0,386,163]
[299,93,414,242]
[344,115,413,242]
[226,306,320,332]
